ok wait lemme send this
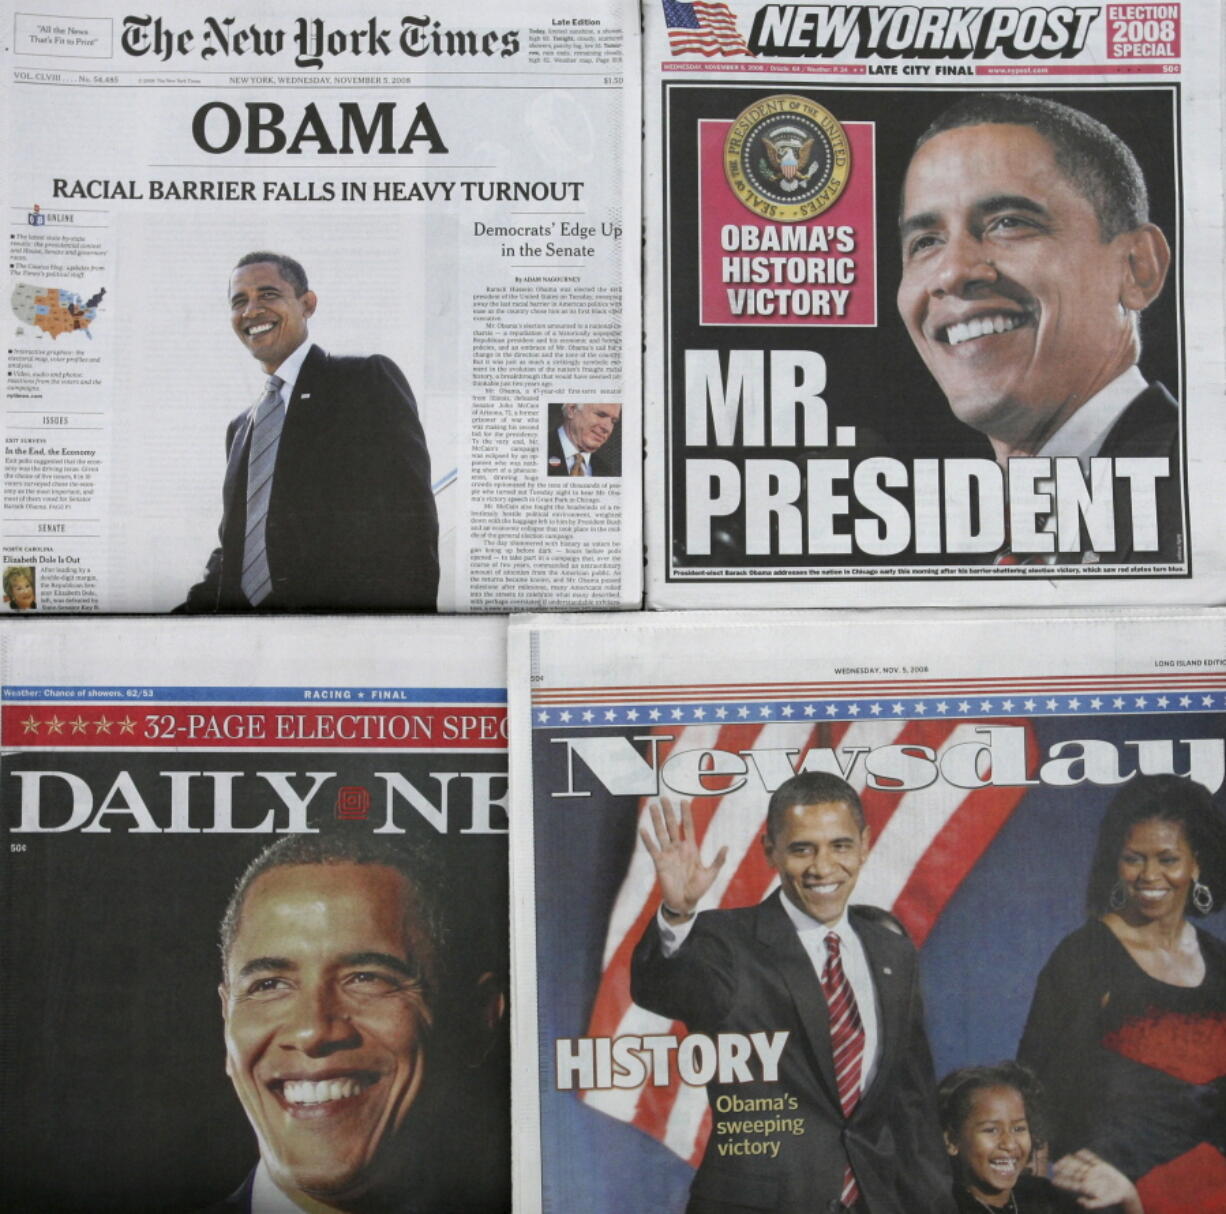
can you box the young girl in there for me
[939,1062,1143,1213]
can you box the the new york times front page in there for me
[1,0,640,613]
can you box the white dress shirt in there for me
[255,337,311,417]
[250,1160,309,1212]
[1035,364,1147,463]
[555,424,591,475]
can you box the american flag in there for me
[661,0,752,57]
[579,716,1036,1164]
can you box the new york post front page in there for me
[644,0,1226,607]
[0,616,510,1212]
[1,0,639,614]
[510,609,1226,1213]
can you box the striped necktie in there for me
[569,451,586,476]
[240,374,285,607]
[821,931,864,1209]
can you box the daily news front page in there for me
[0,616,509,1212]
[644,0,1226,607]
[1,0,639,614]
[509,608,1226,1213]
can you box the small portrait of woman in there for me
[3,564,36,610]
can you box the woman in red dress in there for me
[1019,774,1226,1214]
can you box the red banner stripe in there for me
[3,704,506,749]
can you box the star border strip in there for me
[533,689,1225,727]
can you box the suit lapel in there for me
[224,344,325,513]
[851,915,906,1114]
[270,345,325,515]
[756,892,841,1107]
[222,409,254,512]
[1097,381,1177,458]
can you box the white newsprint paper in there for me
[509,607,1226,1213]
[644,0,1226,607]
[1,614,510,1211]
[1,0,639,613]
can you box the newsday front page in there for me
[1,0,639,613]
[0,616,510,1212]
[644,0,1226,607]
[508,608,1226,1213]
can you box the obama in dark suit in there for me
[181,252,438,612]
[631,774,952,1214]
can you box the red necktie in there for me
[821,931,864,1209]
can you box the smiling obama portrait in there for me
[206,835,508,1214]
[179,252,439,613]
[897,93,1181,563]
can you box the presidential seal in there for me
[723,95,851,222]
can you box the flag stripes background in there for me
[661,0,751,57]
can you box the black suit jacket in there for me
[546,422,621,477]
[195,1170,252,1214]
[181,345,439,611]
[1092,381,1181,564]
[631,893,953,1214]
